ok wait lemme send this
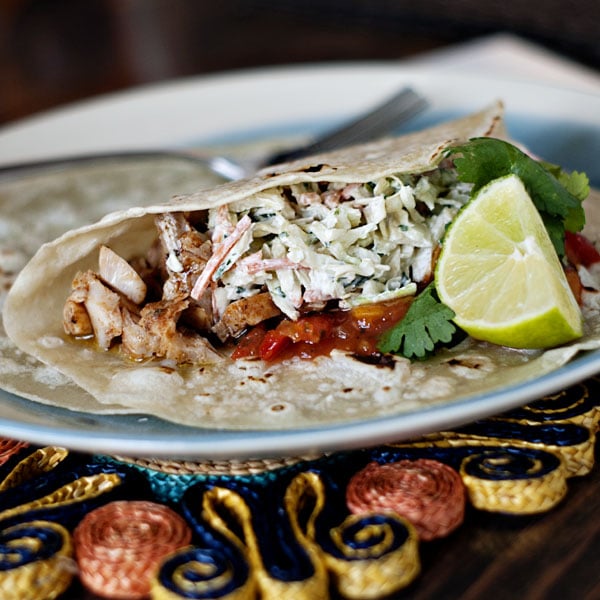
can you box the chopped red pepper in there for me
[258,330,291,361]
[231,296,414,362]
[275,314,334,344]
[565,232,600,267]
[564,265,583,305]
[348,298,412,335]
[230,325,267,360]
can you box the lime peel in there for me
[435,174,583,349]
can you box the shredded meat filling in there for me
[62,212,277,364]
[64,271,122,350]
[121,296,220,363]
[212,292,281,341]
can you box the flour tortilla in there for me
[4,102,600,430]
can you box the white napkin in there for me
[408,33,600,93]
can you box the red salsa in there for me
[231,296,413,362]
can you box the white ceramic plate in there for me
[0,63,599,458]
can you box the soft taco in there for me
[3,102,600,429]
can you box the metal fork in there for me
[0,87,427,182]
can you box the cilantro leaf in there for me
[377,284,457,359]
[446,138,588,255]
[540,161,590,202]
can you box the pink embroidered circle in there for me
[346,459,465,540]
[74,500,191,599]
[0,438,29,466]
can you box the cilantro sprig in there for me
[446,138,589,255]
[377,284,457,359]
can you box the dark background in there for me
[0,0,598,126]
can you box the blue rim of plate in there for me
[0,65,599,458]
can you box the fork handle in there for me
[0,150,210,176]
[266,87,428,164]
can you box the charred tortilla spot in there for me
[430,141,453,164]
[445,357,484,369]
[270,403,286,412]
[351,353,395,368]
[442,355,495,378]
[301,163,332,173]
[265,162,334,176]
[482,114,503,137]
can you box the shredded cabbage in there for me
[213,169,472,319]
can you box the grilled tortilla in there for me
[4,102,600,429]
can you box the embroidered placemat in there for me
[0,376,597,599]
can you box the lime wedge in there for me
[435,174,583,349]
